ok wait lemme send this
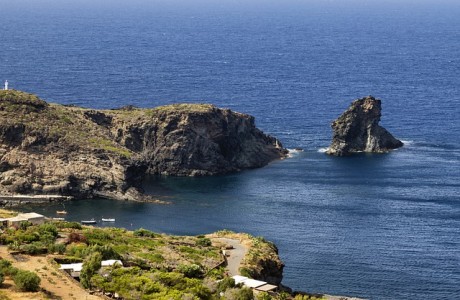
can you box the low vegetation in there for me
[0,90,132,157]
[150,103,216,113]
[0,215,325,299]
[0,221,226,299]
[0,258,41,292]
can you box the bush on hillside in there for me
[216,277,235,294]
[177,264,203,278]
[12,269,41,292]
[80,252,102,288]
[133,228,159,238]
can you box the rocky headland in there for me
[326,96,403,156]
[0,90,287,204]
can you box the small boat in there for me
[102,218,115,222]
[81,219,97,224]
[56,210,67,215]
[52,217,65,221]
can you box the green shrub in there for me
[196,237,212,247]
[7,267,18,277]
[53,257,83,264]
[39,232,56,244]
[154,271,185,287]
[12,269,41,292]
[19,221,33,230]
[257,292,273,300]
[20,243,47,255]
[133,228,158,238]
[130,257,150,270]
[88,244,121,260]
[206,266,225,280]
[217,277,235,294]
[14,231,40,244]
[84,229,112,245]
[177,264,203,278]
[66,243,88,258]
[239,267,254,278]
[48,243,66,254]
[185,279,212,300]
[215,229,235,236]
[223,287,254,300]
[0,259,12,275]
[55,221,82,230]
[38,223,58,238]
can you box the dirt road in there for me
[0,246,102,300]
[214,237,248,276]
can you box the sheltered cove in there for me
[0,90,400,299]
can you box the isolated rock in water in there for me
[326,96,403,156]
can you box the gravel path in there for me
[214,238,248,276]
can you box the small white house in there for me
[101,260,123,267]
[18,212,45,225]
[6,212,45,227]
[7,215,29,227]
[60,263,83,277]
[60,260,123,278]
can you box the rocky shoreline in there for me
[0,91,405,207]
[0,90,287,204]
[0,194,73,207]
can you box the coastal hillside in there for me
[0,208,289,300]
[0,90,287,203]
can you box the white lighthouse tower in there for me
[3,80,8,90]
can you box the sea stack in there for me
[326,96,403,156]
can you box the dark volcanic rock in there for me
[0,90,287,202]
[326,96,403,156]
[115,105,287,176]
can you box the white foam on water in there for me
[287,148,304,158]
[400,140,414,146]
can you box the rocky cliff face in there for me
[113,104,286,176]
[0,90,287,202]
[326,96,403,156]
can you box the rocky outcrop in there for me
[209,232,284,285]
[326,96,403,156]
[0,90,287,203]
[113,104,286,176]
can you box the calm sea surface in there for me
[2,1,460,299]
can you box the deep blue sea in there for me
[1,1,460,299]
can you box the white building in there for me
[60,260,123,278]
[6,212,45,227]
[232,275,278,293]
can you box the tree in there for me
[80,252,102,288]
